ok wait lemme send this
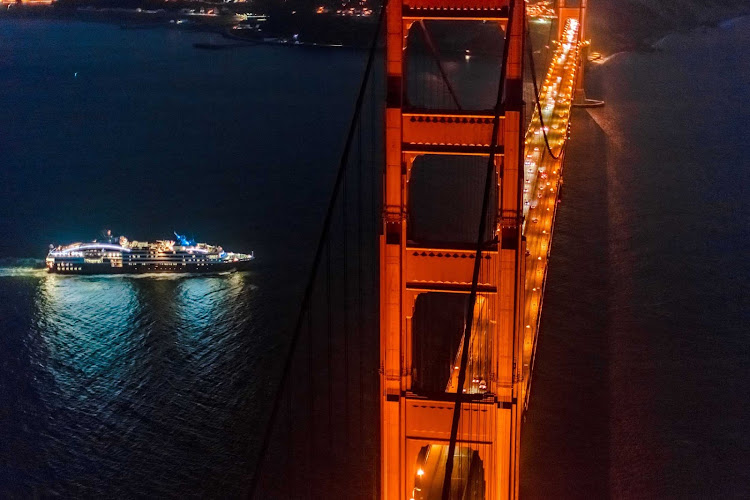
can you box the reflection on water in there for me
[0,267,47,278]
[1,270,261,497]
[35,274,139,407]
[522,16,750,499]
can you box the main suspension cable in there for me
[440,2,516,498]
[526,6,584,161]
[525,20,562,160]
[246,4,386,497]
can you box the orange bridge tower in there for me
[559,0,588,102]
[379,0,528,498]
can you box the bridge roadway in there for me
[520,18,581,404]
[410,21,583,494]
[435,18,583,402]
[423,17,583,411]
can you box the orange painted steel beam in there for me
[404,0,510,8]
[379,0,540,497]
[402,113,506,151]
[403,0,510,20]
[559,0,587,98]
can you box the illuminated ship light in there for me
[50,243,132,256]
[46,233,254,275]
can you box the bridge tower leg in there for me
[379,1,526,498]
[557,0,588,102]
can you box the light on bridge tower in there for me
[379,0,528,498]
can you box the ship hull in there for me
[48,260,253,275]
[47,236,254,275]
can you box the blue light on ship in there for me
[173,232,195,247]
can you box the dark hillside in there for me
[587,0,750,52]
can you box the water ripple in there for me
[1,271,260,497]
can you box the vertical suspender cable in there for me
[525,23,561,160]
[246,5,387,498]
[527,3,583,161]
[417,20,463,111]
[325,240,333,489]
[441,2,516,498]
[307,311,314,497]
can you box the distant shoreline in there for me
[587,0,750,55]
[0,3,377,49]
[4,2,749,55]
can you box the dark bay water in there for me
[522,16,750,499]
[0,270,263,496]
[0,19,373,497]
[0,19,366,264]
[1,15,748,499]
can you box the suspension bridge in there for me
[248,1,591,498]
